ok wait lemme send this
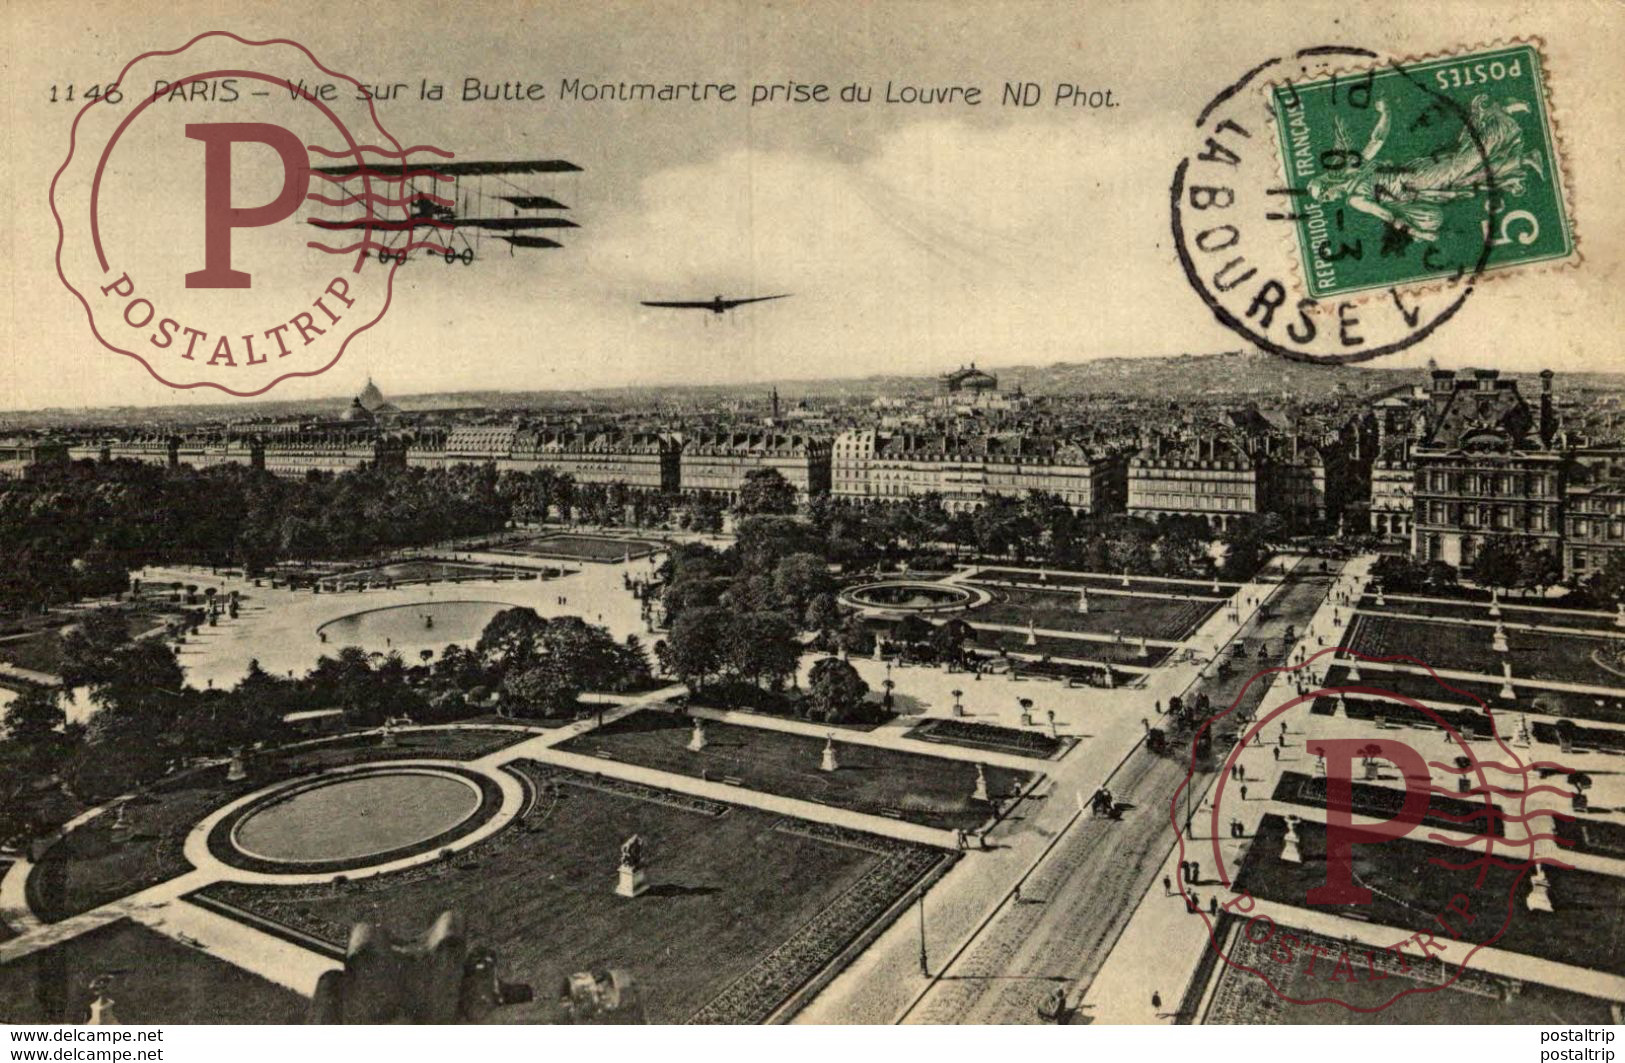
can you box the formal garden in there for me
[558,711,1034,832]
[24,728,534,922]
[194,763,955,1024]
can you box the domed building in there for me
[356,377,386,412]
[354,376,402,426]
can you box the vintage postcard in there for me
[1,0,1623,1041]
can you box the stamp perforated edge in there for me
[1256,36,1581,306]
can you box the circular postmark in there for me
[1170,647,1574,1015]
[51,31,444,396]
[1171,45,1513,365]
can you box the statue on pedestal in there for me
[615,834,648,898]
[1077,588,1089,614]
[687,719,707,752]
[973,763,990,803]
[1492,620,1509,654]
[820,735,839,773]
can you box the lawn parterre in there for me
[26,728,535,922]
[969,627,1174,668]
[974,568,1238,597]
[558,711,1035,832]
[1359,595,1618,632]
[494,534,664,563]
[0,919,306,1024]
[905,718,1068,759]
[1269,771,1506,838]
[965,583,1220,642]
[196,763,954,1024]
[1199,912,1619,1023]
[1320,665,1625,728]
[1346,613,1625,687]
[1235,814,1625,977]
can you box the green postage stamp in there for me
[1271,42,1575,299]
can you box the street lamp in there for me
[917,891,929,977]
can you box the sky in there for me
[4,0,1622,410]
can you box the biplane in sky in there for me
[306,159,582,265]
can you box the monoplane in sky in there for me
[639,293,791,315]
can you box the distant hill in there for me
[2,352,1613,429]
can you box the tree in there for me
[1515,543,1562,594]
[666,606,730,690]
[894,614,933,646]
[929,620,970,666]
[836,614,874,657]
[724,612,799,689]
[475,607,549,671]
[736,468,797,516]
[503,661,579,719]
[1586,552,1625,606]
[58,606,132,689]
[772,552,835,616]
[804,592,842,639]
[3,685,65,747]
[805,657,870,724]
[1468,538,1521,593]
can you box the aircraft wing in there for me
[497,235,564,249]
[310,159,582,177]
[640,300,716,310]
[718,294,791,309]
[452,217,578,231]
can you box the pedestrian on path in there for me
[1163,874,1172,896]
[1190,861,1199,883]
[1272,746,1280,762]
[1209,896,1219,917]
[1240,784,1248,801]
[1151,991,1162,1012]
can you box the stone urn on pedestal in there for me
[1280,814,1303,864]
[820,735,840,773]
